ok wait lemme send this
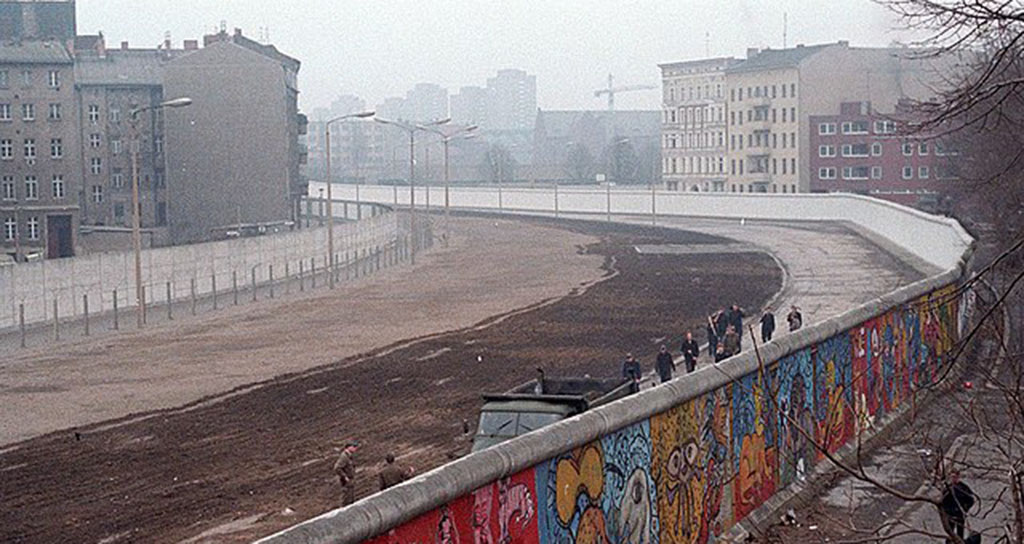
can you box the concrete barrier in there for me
[261,184,974,544]
[0,202,397,330]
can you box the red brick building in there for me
[809,101,957,210]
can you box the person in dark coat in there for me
[333,441,359,506]
[378,453,413,490]
[787,305,803,332]
[727,304,746,351]
[655,345,675,383]
[723,325,741,357]
[714,342,727,363]
[714,309,728,338]
[622,353,642,393]
[760,310,776,343]
[706,315,719,358]
[681,331,700,373]
[940,470,977,544]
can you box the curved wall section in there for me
[264,185,973,544]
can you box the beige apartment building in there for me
[0,40,79,259]
[724,41,947,193]
[658,57,737,192]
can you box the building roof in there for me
[0,39,72,64]
[726,43,837,73]
[75,50,169,86]
[658,57,737,70]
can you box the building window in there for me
[0,103,10,121]
[874,120,896,134]
[818,145,836,157]
[871,142,882,156]
[25,176,38,200]
[0,139,11,160]
[842,121,868,134]
[109,109,121,123]
[818,167,837,180]
[111,139,122,155]
[0,70,7,88]
[52,175,65,199]
[21,70,31,86]
[3,217,14,241]
[2,176,14,200]
[790,158,796,175]
[871,166,882,179]
[88,105,100,123]
[91,157,102,175]
[24,139,36,159]
[782,108,787,123]
[92,185,103,203]
[27,216,39,240]
[841,143,869,157]
[50,138,63,159]
[48,70,59,88]
[919,166,930,178]
[782,158,788,175]
[22,103,35,121]
[919,142,929,155]
[48,103,61,120]
[902,142,914,155]
[790,107,796,122]
[902,166,914,179]
[90,133,101,148]
[818,123,836,135]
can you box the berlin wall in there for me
[0,203,398,330]
[260,185,974,544]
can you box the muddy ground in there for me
[1,218,781,543]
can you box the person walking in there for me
[727,304,746,352]
[378,453,413,491]
[723,325,741,358]
[787,305,803,332]
[939,470,977,544]
[621,353,642,393]
[760,309,776,343]
[655,345,675,383]
[681,331,700,373]
[333,441,359,506]
[706,315,719,358]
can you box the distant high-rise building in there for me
[329,94,366,118]
[0,0,76,41]
[375,97,405,121]
[404,82,447,122]
[450,85,487,126]
[486,69,536,131]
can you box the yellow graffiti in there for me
[555,443,604,525]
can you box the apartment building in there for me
[0,40,79,259]
[809,101,957,209]
[0,0,76,41]
[659,57,736,192]
[724,41,949,193]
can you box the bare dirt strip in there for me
[0,217,781,543]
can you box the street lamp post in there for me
[609,137,629,222]
[129,97,191,328]
[324,111,374,288]
[422,125,477,246]
[374,117,450,264]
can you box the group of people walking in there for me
[621,303,806,389]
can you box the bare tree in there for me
[564,143,595,184]
[482,143,516,184]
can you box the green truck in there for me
[471,370,634,452]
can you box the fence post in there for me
[232,271,239,306]
[251,267,258,302]
[190,278,197,315]
[554,184,559,218]
[83,294,90,337]
[284,263,290,295]
[311,257,317,289]
[19,303,26,348]
[141,285,147,325]
[113,289,119,330]
[53,299,59,341]
[299,260,305,292]
[212,273,218,310]
[167,281,174,320]
[269,265,275,299]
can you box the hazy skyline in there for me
[78,1,917,113]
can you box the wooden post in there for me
[284,263,290,295]
[251,267,258,302]
[232,271,239,306]
[190,278,197,315]
[112,289,119,330]
[269,265,275,299]
[53,299,59,341]
[83,294,90,336]
[212,273,218,310]
[167,281,173,320]
[311,257,317,289]
[141,285,147,325]
[299,260,305,292]
[19,303,26,348]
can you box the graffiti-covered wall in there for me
[347,285,962,544]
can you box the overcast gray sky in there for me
[77,1,915,113]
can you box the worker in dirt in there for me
[726,304,746,351]
[378,453,413,490]
[621,352,642,393]
[681,330,700,373]
[333,441,359,506]
[723,325,741,358]
[655,345,675,383]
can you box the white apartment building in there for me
[659,57,737,192]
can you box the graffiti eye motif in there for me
[632,479,643,503]
[684,442,699,468]
[667,449,682,478]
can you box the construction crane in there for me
[594,74,656,113]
